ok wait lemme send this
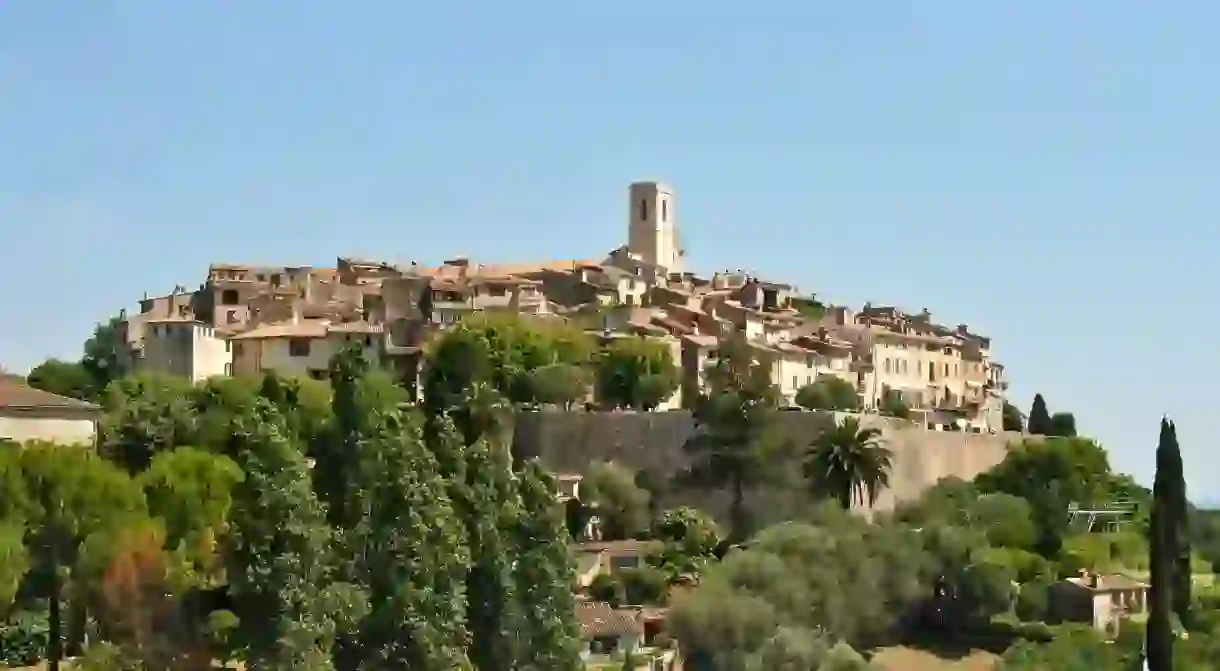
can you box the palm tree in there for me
[805,416,893,510]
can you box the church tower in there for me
[626,181,682,273]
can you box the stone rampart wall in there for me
[513,410,1023,514]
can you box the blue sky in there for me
[1,3,1216,498]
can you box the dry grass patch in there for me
[871,646,999,671]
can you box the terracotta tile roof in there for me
[576,602,643,638]
[0,379,98,411]
[572,540,663,555]
[231,319,382,340]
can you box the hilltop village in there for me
[119,181,1009,433]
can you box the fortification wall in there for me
[513,410,1022,514]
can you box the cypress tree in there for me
[1164,420,1192,628]
[1026,394,1052,435]
[514,460,583,671]
[1146,417,1176,671]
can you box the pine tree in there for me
[224,401,341,670]
[1164,419,1192,629]
[1026,394,1052,435]
[1146,417,1177,671]
[320,342,370,529]
[514,460,583,671]
[350,409,471,670]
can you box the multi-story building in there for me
[117,180,1008,429]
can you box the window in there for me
[662,199,668,221]
[221,289,240,305]
[488,286,507,297]
[226,310,238,324]
[271,273,282,286]
[224,363,232,376]
[224,340,231,352]
[289,338,311,357]
[639,199,648,220]
[884,358,891,373]
[792,376,798,389]
[365,335,372,346]
[943,363,949,376]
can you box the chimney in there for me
[291,300,302,325]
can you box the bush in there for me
[589,573,624,606]
[1014,579,1051,623]
[0,609,49,667]
[620,566,668,605]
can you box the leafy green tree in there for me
[1026,393,1052,435]
[25,359,98,402]
[878,390,910,419]
[257,372,333,446]
[349,408,470,670]
[793,375,861,412]
[99,374,199,473]
[139,447,244,577]
[649,507,723,584]
[222,401,345,669]
[580,460,651,541]
[0,522,28,614]
[525,363,590,409]
[82,316,131,394]
[1001,402,1024,432]
[462,434,523,671]
[512,460,582,671]
[804,416,893,510]
[681,338,785,541]
[321,342,371,529]
[1147,418,1180,671]
[594,336,679,410]
[976,437,1113,557]
[19,442,148,670]
[1000,625,1131,670]
[1048,411,1077,438]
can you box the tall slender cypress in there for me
[1165,420,1192,628]
[1146,417,1176,671]
[1026,393,1052,435]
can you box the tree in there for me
[223,401,345,669]
[461,433,523,671]
[1026,394,1052,436]
[25,360,98,402]
[1158,419,1192,629]
[680,338,785,541]
[1048,412,1077,438]
[99,374,199,473]
[349,408,470,670]
[793,375,861,412]
[804,416,893,510]
[1147,418,1179,671]
[19,442,148,670]
[82,316,130,391]
[580,461,651,541]
[525,363,590,409]
[320,342,372,530]
[1001,402,1024,432]
[878,390,910,419]
[594,336,679,410]
[512,461,582,671]
[975,437,1113,557]
[0,522,28,615]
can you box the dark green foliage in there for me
[25,360,98,402]
[512,461,582,671]
[349,409,470,670]
[589,574,624,606]
[321,342,370,529]
[222,401,342,669]
[681,337,785,541]
[1047,412,1077,438]
[99,374,199,472]
[579,460,651,541]
[1147,418,1178,671]
[82,316,130,395]
[0,610,49,667]
[1001,402,1024,432]
[1026,394,1052,435]
[793,374,861,411]
[594,336,679,410]
[878,389,910,419]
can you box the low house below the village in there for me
[1048,570,1148,636]
[0,379,99,446]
